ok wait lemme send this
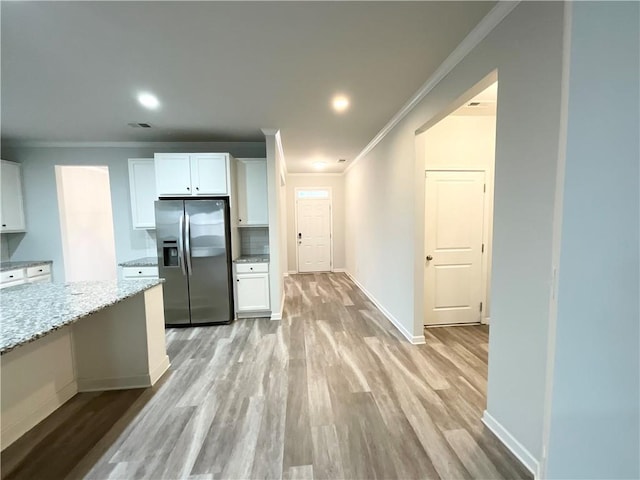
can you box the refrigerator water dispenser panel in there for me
[163,242,179,267]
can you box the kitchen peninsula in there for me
[0,279,170,450]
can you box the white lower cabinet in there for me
[122,266,159,279]
[235,263,270,315]
[1,264,52,289]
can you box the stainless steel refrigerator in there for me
[155,199,234,326]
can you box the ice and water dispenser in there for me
[162,241,179,267]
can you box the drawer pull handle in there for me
[38,269,42,272]
[8,275,13,278]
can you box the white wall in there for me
[55,166,117,282]
[0,142,265,282]
[265,131,285,318]
[545,2,640,478]
[420,114,496,321]
[286,173,345,272]
[345,2,564,470]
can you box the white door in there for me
[296,196,331,273]
[425,171,485,325]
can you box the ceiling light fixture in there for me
[332,95,350,113]
[137,92,160,110]
[313,161,327,170]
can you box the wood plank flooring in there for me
[1,273,530,480]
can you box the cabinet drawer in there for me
[122,266,159,278]
[27,264,51,277]
[27,274,51,284]
[1,269,25,283]
[235,263,268,274]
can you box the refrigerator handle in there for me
[178,213,187,276]
[185,213,193,276]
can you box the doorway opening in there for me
[419,80,498,328]
[55,165,117,282]
[295,187,333,273]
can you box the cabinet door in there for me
[155,154,192,196]
[128,159,157,229]
[1,161,26,232]
[191,154,228,195]
[237,159,268,225]
[236,273,270,311]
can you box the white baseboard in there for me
[1,380,78,451]
[149,355,171,385]
[288,270,298,275]
[77,357,169,392]
[344,271,426,345]
[482,410,539,478]
[332,268,346,273]
[482,316,491,325]
[271,292,286,321]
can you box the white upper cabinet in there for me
[1,160,26,233]
[155,153,230,197]
[236,158,268,225]
[128,158,157,229]
[190,154,228,195]
[154,154,192,196]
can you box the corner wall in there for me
[344,2,565,470]
[545,3,640,478]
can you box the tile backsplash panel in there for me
[0,236,8,261]
[239,227,269,256]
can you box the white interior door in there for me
[296,196,331,273]
[425,170,485,325]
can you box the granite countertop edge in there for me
[0,278,165,355]
[118,257,158,267]
[0,260,53,272]
[234,255,270,264]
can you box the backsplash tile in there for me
[1,236,9,261]
[239,227,269,256]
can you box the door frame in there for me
[424,168,492,326]
[294,186,334,273]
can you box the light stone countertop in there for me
[0,279,164,355]
[118,257,158,267]
[0,260,52,272]
[234,254,270,264]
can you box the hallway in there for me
[1,273,529,479]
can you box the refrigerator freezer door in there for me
[185,199,233,324]
[155,200,191,326]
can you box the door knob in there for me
[426,255,433,261]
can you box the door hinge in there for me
[482,243,485,253]
[480,302,483,313]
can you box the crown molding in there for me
[1,140,266,149]
[344,1,519,175]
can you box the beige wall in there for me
[420,114,496,321]
[286,174,345,272]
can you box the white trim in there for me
[482,410,539,478]
[270,292,286,321]
[540,3,573,477]
[76,358,168,392]
[482,316,491,325]
[2,140,266,149]
[294,186,334,273]
[0,380,77,451]
[287,270,298,275]
[344,271,426,345]
[332,268,346,273]
[344,1,518,174]
[148,355,171,386]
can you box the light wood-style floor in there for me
[1,273,530,480]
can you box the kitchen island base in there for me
[1,284,169,450]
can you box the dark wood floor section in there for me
[1,273,530,480]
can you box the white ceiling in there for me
[1,1,495,173]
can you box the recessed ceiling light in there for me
[332,95,350,113]
[138,92,160,110]
[313,161,327,170]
